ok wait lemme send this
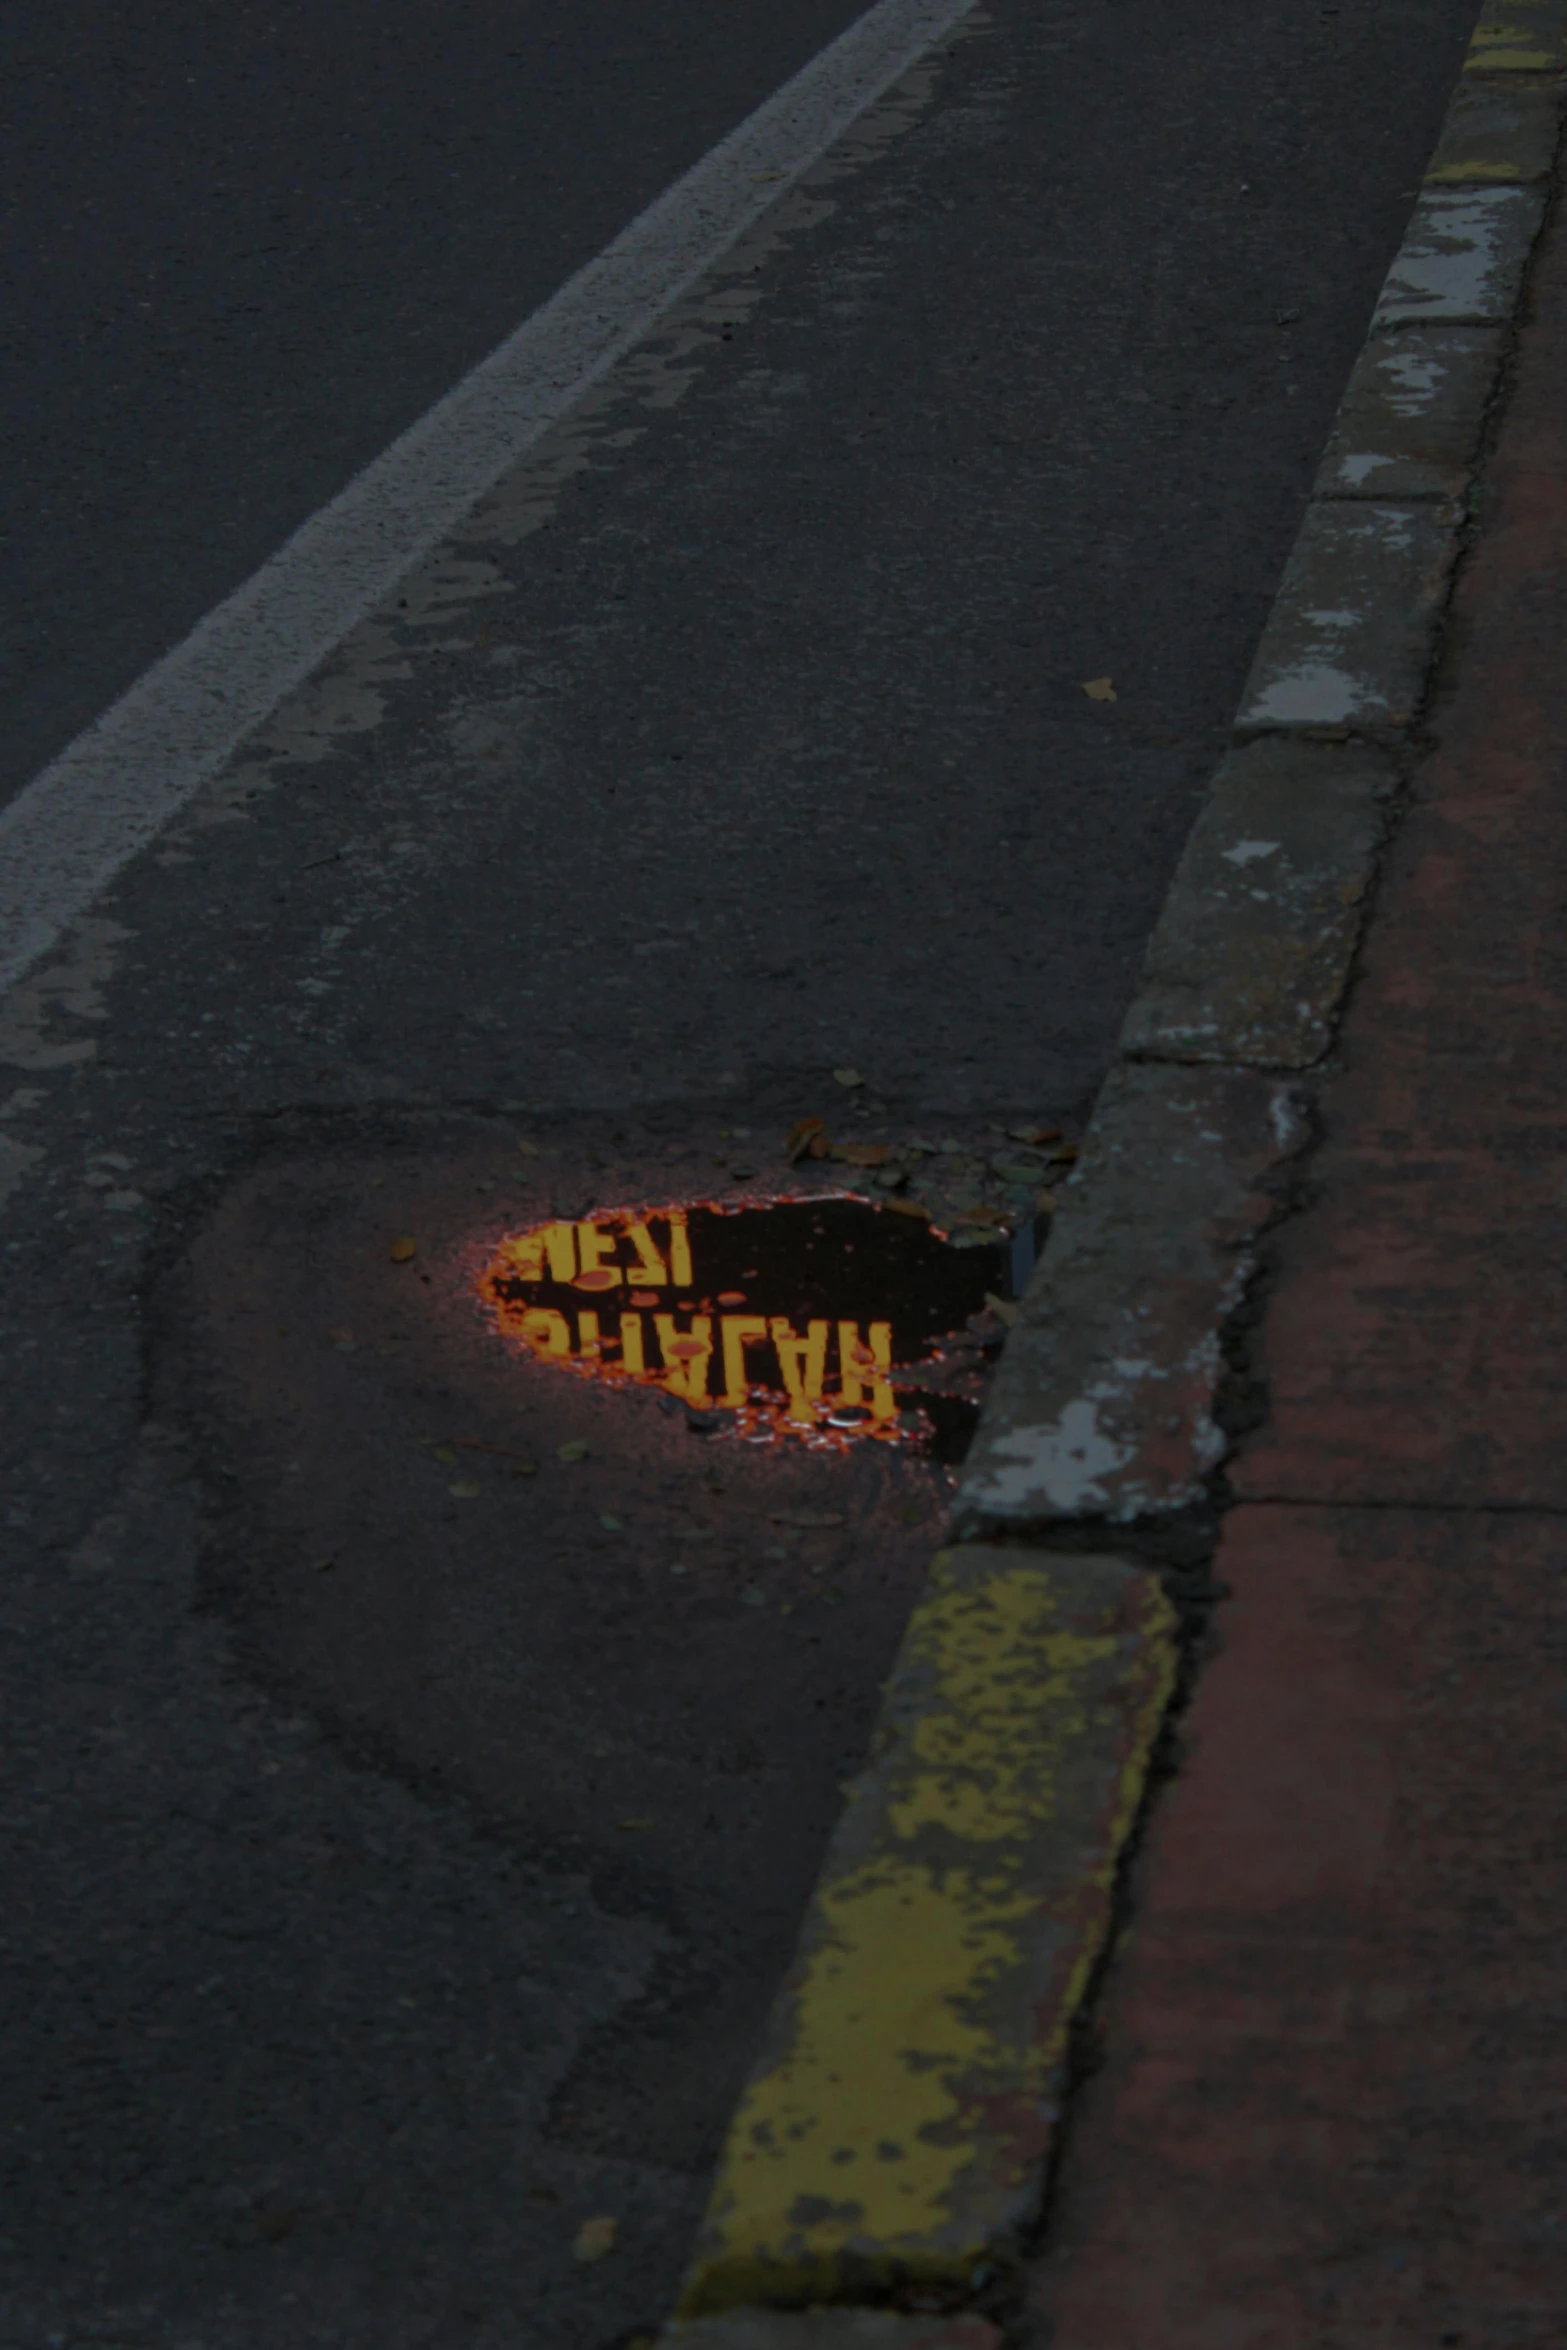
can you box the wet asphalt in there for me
[0,1,1485,2343]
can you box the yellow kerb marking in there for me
[680,1556,1177,2312]
[1466,21,1561,68]
[1427,158,1534,179]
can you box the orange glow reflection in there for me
[476,1194,981,1449]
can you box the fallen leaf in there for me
[983,1292,1021,1327]
[786,1115,826,1159]
[1052,1142,1081,1163]
[516,1139,542,1156]
[1081,676,1117,702]
[572,2214,619,2263]
[740,1586,766,1607]
[510,1459,540,1477]
[557,1441,590,1463]
[389,1236,417,1263]
[450,1480,481,1499]
[805,1131,831,1159]
[600,1513,624,1531]
[885,1197,931,1220]
[1008,1125,1062,1146]
[432,1445,457,1465]
[617,1816,654,1832]
[837,1142,890,1167]
[832,1067,864,1088]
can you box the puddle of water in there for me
[478,1192,1022,1455]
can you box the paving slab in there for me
[676,1550,1176,2315]
[953,1064,1302,1530]
[1372,183,1545,325]
[1120,737,1393,1069]
[1233,497,1460,736]
[1238,202,1567,1512]
[1425,69,1563,179]
[1023,1503,1567,2348]
[1314,324,1504,497]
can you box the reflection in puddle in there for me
[478,1193,1024,1453]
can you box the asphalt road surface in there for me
[1,2,1483,2344]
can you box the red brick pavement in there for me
[1023,209,1567,2348]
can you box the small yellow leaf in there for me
[557,1440,590,1463]
[1081,675,1117,702]
[832,1067,864,1088]
[389,1235,417,1263]
[573,2214,619,2262]
[450,1480,481,1499]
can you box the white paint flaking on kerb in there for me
[1373,187,1538,326]
[1246,659,1367,726]
[1382,343,1445,414]
[966,1392,1135,1514]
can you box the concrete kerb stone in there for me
[1426,73,1563,181]
[1465,0,1567,72]
[1373,184,1547,326]
[1118,738,1395,1070]
[1232,500,1461,736]
[673,1550,1178,2316]
[662,4,1564,2335]
[1314,327,1506,500]
[950,1067,1304,1532]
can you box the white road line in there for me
[0,0,978,1001]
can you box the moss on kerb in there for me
[678,1548,1178,2316]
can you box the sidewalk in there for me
[1024,155,1567,2350]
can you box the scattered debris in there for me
[389,1236,417,1263]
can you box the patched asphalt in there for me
[0,0,1489,2342]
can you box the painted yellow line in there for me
[1466,0,1567,71]
[676,1548,1177,2317]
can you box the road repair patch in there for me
[152,1103,1056,2166]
